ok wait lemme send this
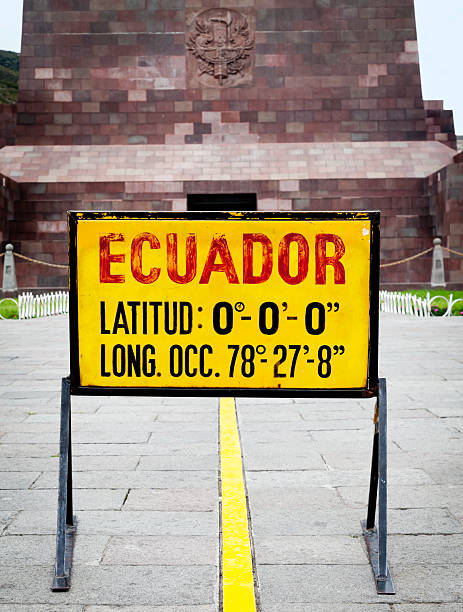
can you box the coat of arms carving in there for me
[186,8,255,88]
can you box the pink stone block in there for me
[128,90,147,102]
[359,75,378,88]
[174,123,194,136]
[54,91,73,102]
[202,112,221,123]
[172,199,187,211]
[368,64,387,77]
[82,103,100,113]
[278,199,293,211]
[397,52,419,64]
[37,220,67,233]
[264,54,287,67]
[404,40,418,53]
[165,135,186,145]
[54,69,72,79]
[280,180,299,191]
[35,68,53,80]
[286,122,304,133]
[175,101,193,112]
[258,198,278,211]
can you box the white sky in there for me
[0,0,462,133]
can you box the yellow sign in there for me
[70,212,378,391]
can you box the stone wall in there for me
[5,174,435,289]
[424,100,456,149]
[0,105,17,148]
[428,157,463,285]
[18,0,427,146]
[3,0,460,289]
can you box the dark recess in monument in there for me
[187,193,257,211]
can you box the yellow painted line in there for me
[220,397,257,612]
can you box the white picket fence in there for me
[18,291,69,319]
[380,290,463,317]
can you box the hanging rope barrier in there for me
[4,251,69,269]
[442,246,463,258]
[379,247,433,268]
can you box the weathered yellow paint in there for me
[75,216,372,389]
[220,396,257,612]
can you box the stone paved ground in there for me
[0,312,462,611]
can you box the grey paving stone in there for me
[237,409,304,423]
[2,421,156,434]
[247,487,356,536]
[242,445,327,470]
[72,455,140,471]
[237,397,295,406]
[389,508,462,535]
[0,565,217,606]
[148,431,216,444]
[426,402,463,418]
[0,488,128,511]
[250,503,362,537]
[25,413,157,424]
[384,408,435,419]
[240,429,313,445]
[149,421,218,432]
[98,397,217,410]
[389,534,463,564]
[1,431,150,444]
[137,454,218,471]
[262,606,388,612]
[307,429,382,452]
[239,423,322,436]
[254,535,367,565]
[0,606,84,612]
[102,535,217,565]
[394,606,463,611]
[0,391,60,401]
[448,503,463,523]
[412,455,463,485]
[391,564,463,602]
[0,453,138,472]
[0,510,16,534]
[0,471,41,489]
[293,399,366,411]
[296,418,374,431]
[337,484,463,510]
[78,443,219,456]
[322,450,411,471]
[245,467,432,488]
[85,607,215,612]
[0,534,108,565]
[0,457,59,471]
[257,564,397,604]
[0,443,59,457]
[33,470,216,490]
[156,412,218,423]
[140,441,219,456]
[7,510,218,537]
[123,488,218,512]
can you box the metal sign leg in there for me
[361,377,395,594]
[51,377,77,591]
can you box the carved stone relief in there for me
[186,8,255,88]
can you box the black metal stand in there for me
[50,375,394,594]
[51,377,77,591]
[361,377,395,594]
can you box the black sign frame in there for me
[53,209,394,595]
[68,210,380,398]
